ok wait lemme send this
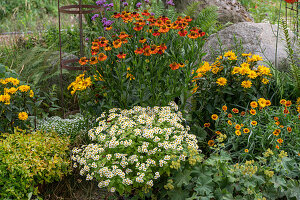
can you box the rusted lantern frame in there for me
[57,0,103,115]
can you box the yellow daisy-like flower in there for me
[18,112,28,120]
[29,90,34,98]
[258,98,267,108]
[250,109,256,115]
[235,124,241,130]
[241,80,252,88]
[240,62,250,68]
[247,54,263,62]
[18,85,31,92]
[0,94,11,104]
[261,78,269,84]
[243,128,250,133]
[4,87,18,95]
[280,99,286,105]
[211,114,218,120]
[224,51,235,57]
[248,70,258,79]
[235,130,241,136]
[231,67,240,75]
[250,101,258,108]
[216,77,227,86]
[251,121,258,126]
[242,53,252,57]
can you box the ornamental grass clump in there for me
[0,129,70,199]
[206,98,300,160]
[68,10,206,114]
[71,102,202,196]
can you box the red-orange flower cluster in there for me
[134,43,167,56]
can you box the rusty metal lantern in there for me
[57,0,103,115]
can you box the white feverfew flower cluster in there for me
[72,102,202,194]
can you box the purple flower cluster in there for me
[101,2,113,11]
[166,0,175,6]
[123,2,128,6]
[136,2,142,8]
[96,0,113,11]
[101,17,114,30]
[91,14,100,21]
[96,0,106,6]
[144,0,150,3]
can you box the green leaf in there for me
[167,188,190,200]
[195,174,214,196]
[175,170,192,187]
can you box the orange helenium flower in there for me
[139,37,147,43]
[79,57,88,65]
[117,52,126,59]
[169,62,179,70]
[152,29,161,36]
[143,48,152,56]
[98,53,107,61]
[208,140,215,147]
[232,108,239,113]
[89,57,98,65]
[178,29,188,36]
[135,48,144,55]
[113,40,122,48]
[188,31,198,39]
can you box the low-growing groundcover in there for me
[0,129,70,199]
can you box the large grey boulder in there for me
[202,22,299,71]
[174,0,253,24]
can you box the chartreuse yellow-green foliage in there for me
[0,129,71,199]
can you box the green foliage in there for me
[238,0,282,24]
[0,0,77,32]
[185,5,219,35]
[42,26,81,54]
[71,103,202,197]
[163,150,300,200]
[280,18,300,96]
[0,129,71,199]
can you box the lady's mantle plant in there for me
[71,102,202,196]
